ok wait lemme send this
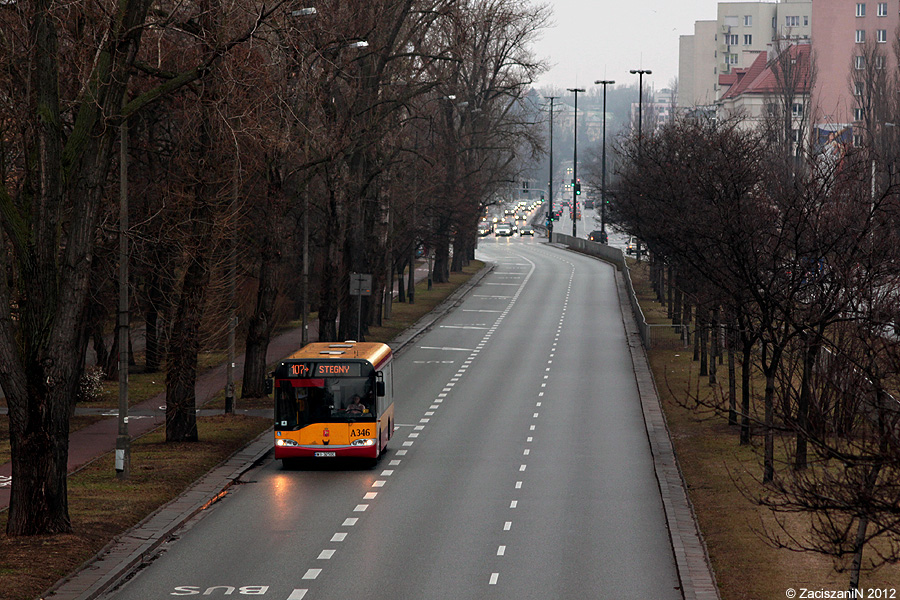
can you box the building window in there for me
[855,55,866,69]
[855,81,865,96]
[856,3,866,17]
[804,16,809,26]
[856,29,866,43]
[878,2,887,15]
[726,53,739,65]
[854,108,865,121]
[853,133,865,146]
[877,29,887,42]
[727,34,738,45]
[786,15,800,27]
[792,103,804,117]
[875,54,886,69]
[744,15,752,26]
[744,34,752,45]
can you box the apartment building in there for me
[810,0,899,143]
[678,0,812,108]
[678,21,718,108]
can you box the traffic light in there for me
[574,182,581,195]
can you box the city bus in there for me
[269,341,394,465]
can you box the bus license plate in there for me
[315,452,336,457]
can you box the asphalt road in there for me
[102,237,681,600]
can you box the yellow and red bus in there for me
[270,341,394,465]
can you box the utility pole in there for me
[545,96,558,240]
[595,80,615,242]
[567,87,585,238]
[116,105,130,480]
[630,69,651,261]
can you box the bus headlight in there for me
[350,438,376,447]
[276,438,300,447]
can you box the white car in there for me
[494,223,513,237]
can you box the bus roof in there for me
[282,341,392,370]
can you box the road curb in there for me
[44,262,494,600]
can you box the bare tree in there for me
[0,0,296,535]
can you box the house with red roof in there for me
[717,42,812,148]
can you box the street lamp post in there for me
[630,69,651,260]
[116,103,130,480]
[567,87,585,238]
[545,96,558,241]
[594,80,614,241]
[630,69,652,152]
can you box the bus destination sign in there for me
[287,362,361,377]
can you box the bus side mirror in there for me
[376,371,385,397]
[265,378,273,395]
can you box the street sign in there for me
[350,272,372,340]
[349,273,372,296]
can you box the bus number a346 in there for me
[351,428,371,438]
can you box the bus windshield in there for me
[275,376,375,430]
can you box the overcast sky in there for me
[531,0,725,93]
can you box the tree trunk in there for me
[764,370,775,483]
[728,321,737,427]
[433,234,451,283]
[451,232,465,272]
[397,260,406,303]
[4,0,155,536]
[145,301,162,372]
[318,187,343,343]
[242,244,279,399]
[709,306,718,385]
[666,265,673,317]
[741,337,753,445]
[407,248,416,303]
[165,111,216,442]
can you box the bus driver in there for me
[345,394,366,416]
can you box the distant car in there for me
[478,225,491,237]
[519,226,534,236]
[588,230,608,244]
[494,223,513,237]
[626,236,639,255]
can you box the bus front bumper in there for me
[275,440,377,459]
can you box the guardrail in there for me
[551,232,652,348]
